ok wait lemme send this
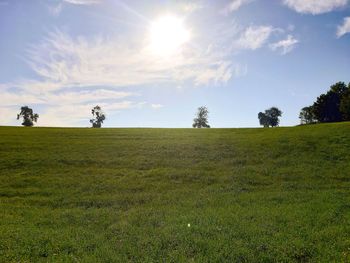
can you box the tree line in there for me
[299,82,350,124]
[15,81,349,128]
[15,104,282,128]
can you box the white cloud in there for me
[0,87,134,107]
[63,0,100,5]
[337,17,350,38]
[48,0,99,16]
[235,25,276,50]
[37,101,143,127]
[224,0,254,13]
[0,107,17,126]
[283,0,348,15]
[151,104,164,109]
[26,30,234,89]
[269,35,299,54]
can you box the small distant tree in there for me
[90,105,106,128]
[17,106,39,127]
[258,107,282,127]
[193,106,210,128]
[299,106,316,124]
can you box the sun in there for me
[149,15,190,56]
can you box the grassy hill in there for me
[0,123,349,262]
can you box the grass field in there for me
[0,123,350,262]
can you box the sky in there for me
[0,0,349,128]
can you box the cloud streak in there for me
[337,17,350,38]
[283,0,348,15]
[235,25,276,50]
[224,0,254,13]
[26,30,235,89]
[63,0,101,5]
[269,35,299,54]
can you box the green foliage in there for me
[0,124,350,262]
[340,84,350,120]
[299,106,316,124]
[301,82,350,124]
[90,105,106,128]
[258,107,282,127]
[16,106,39,127]
[193,106,210,128]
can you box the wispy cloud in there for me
[337,17,350,38]
[151,104,164,109]
[26,30,234,89]
[223,0,254,13]
[1,89,135,106]
[269,35,299,54]
[63,0,101,5]
[38,101,144,127]
[283,0,348,15]
[235,25,276,50]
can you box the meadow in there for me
[0,123,349,262]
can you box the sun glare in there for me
[149,15,190,56]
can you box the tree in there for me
[299,106,316,124]
[340,93,350,121]
[312,82,348,123]
[340,83,350,121]
[17,106,39,127]
[193,106,210,128]
[258,107,282,127]
[90,105,106,128]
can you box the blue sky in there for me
[0,0,349,127]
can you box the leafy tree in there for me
[258,112,269,128]
[340,83,350,121]
[299,106,316,124]
[340,93,350,120]
[90,105,106,128]
[312,82,347,123]
[193,106,210,128]
[17,106,39,127]
[258,107,282,127]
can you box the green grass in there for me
[0,123,350,262]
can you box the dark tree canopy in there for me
[193,106,210,128]
[90,105,106,128]
[17,106,39,127]
[313,82,347,122]
[258,107,282,128]
[340,92,350,120]
[300,82,350,124]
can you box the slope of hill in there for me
[0,123,349,262]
